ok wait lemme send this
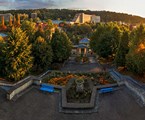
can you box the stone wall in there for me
[7,79,33,100]
[109,69,145,105]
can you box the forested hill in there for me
[0,9,145,24]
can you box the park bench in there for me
[40,84,54,93]
[99,87,114,94]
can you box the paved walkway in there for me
[0,87,145,120]
[61,57,102,73]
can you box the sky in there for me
[0,0,145,18]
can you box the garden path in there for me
[61,57,102,73]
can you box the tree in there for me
[9,16,13,26]
[0,27,33,81]
[51,29,72,62]
[17,14,21,26]
[1,16,5,26]
[90,23,122,59]
[0,36,4,42]
[34,23,45,39]
[21,20,36,43]
[32,36,53,71]
[13,15,17,26]
[90,23,106,53]
[115,29,129,67]
[64,23,92,44]
[44,19,54,41]
[97,32,113,58]
[90,23,114,58]
[111,25,122,55]
[0,16,7,31]
[126,25,145,75]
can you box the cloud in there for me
[0,0,57,10]
[0,0,89,10]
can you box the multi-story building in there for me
[72,13,100,24]
[0,13,13,21]
[31,13,37,19]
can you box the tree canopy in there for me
[126,25,145,75]
[0,27,33,81]
[32,36,53,71]
[51,29,72,62]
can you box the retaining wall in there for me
[109,69,145,105]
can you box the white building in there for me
[72,13,101,24]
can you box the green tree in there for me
[115,29,129,67]
[32,36,53,71]
[97,32,113,58]
[21,20,36,43]
[126,25,145,75]
[0,27,33,81]
[34,23,45,39]
[44,19,54,41]
[90,23,114,58]
[51,29,72,62]
[111,25,122,55]
[90,23,122,58]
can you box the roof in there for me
[79,38,90,44]
[73,44,88,48]
[0,33,7,37]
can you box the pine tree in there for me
[1,27,33,81]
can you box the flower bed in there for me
[42,71,116,86]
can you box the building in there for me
[72,13,100,24]
[31,13,37,19]
[0,13,13,21]
[0,33,7,38]
[0,33,7,40]
[72,38,91,56]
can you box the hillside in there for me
[0,9,145,24]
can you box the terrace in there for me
[0,56,145,120]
